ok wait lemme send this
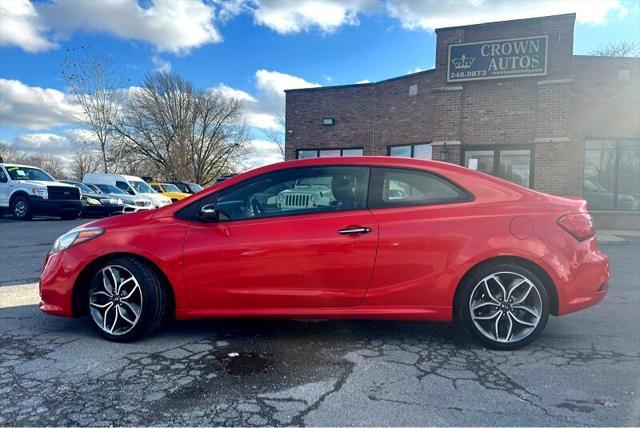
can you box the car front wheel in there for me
[456,263,550,350]
[11,196,33,220]
[87,257,168,342]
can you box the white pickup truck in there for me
[0,163,83,220]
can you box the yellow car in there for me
[149,183,190,202]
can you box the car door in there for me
[364,167,474,310]
[182,165,378,309]
[0,167,9,207]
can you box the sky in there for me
[1,0,639,169]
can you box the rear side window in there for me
[368,167,472,209]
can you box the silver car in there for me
[87,183,153,213]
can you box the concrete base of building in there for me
[592,211,640,231]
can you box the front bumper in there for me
[81,204,124,217]
[39,250,82,317]
[543,238,610,315]
[30,196,83,216]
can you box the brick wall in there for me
[284,13,640,228]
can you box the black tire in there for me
[455,262,550,350]
[11,195,33,220]
[87,257,168,342]
[60,212,79,220]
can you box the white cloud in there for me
[151,55,172,73]
[356,79,370,84]
[0,0,56,52]
[248,0,379,34]
[1,0,222,54]
[245,139,284,168]
[0,78,83,130]
[213,70,319,131]
[12,132,72,155]
[385,0,628,31]
[255,69,320,102]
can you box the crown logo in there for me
[451,54,475,69]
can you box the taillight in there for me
[557,213,594,242]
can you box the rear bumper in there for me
[542,237,610,315]
[30,197,83,216]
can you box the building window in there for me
[297,148,364,159]
[464,147,532,188]
[584,140,640,211]
[388,143,432,159]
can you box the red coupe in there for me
[39,157,609,349]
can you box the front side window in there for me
[116,181,135,195]
[369,167,471,208]
[584,140,639,211]
[388,143,432,159]
[0,168,7,182]
[297,148,364,158]
[208,167,370,221]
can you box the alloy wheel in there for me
[469,271,542,344]
[14,200,27,218]
[89,265,143,336]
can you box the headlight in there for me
[50,227,104,254]
[116,198,123,205]
[86,197,101,205]
[32,188,48,199]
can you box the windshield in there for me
[130,180,156,193]
[95,184,126,195]
[74,182,95,194]
[188,183,203,192]
[161,183,181,192]
[5,166,54,181]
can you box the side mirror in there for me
[199,203,220,221]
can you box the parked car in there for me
[149,182,190,202]
[40,157,609,349]
[59,180,124,217]
[88,183,154,213]
[166,181,204,194]
[0,163,82,220]
[83,173,171,208]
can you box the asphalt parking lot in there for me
[1,216,639,426]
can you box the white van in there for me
[83,173,172,208]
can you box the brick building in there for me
[284,14,640,229]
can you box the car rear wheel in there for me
[87,257,167,342]
[11,196,33,220]
[456,263,550,350]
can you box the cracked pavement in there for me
[1,218,639,426]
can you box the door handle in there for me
[338,226,372,235]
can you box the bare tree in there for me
[63,45,128,173]
[0,141,18,163]
[113,72,248,184]
[70,145,101,181]
[591,41,639,57]
[262,115,286,160]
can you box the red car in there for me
[39,157,609,349]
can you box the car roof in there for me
[0,163,44,169]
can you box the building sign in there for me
[447,35,548,82]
